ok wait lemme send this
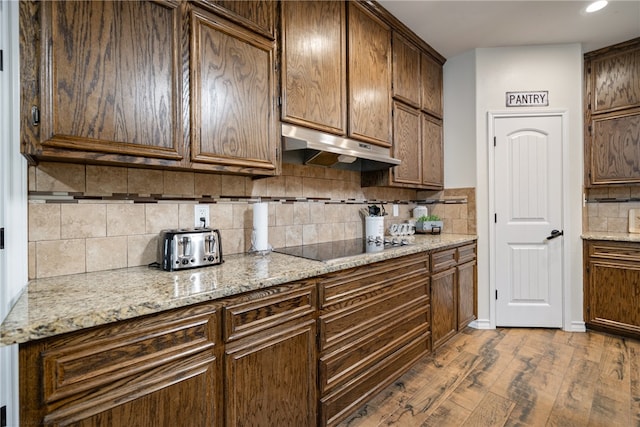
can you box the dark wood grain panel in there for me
[457,243,477,264]
[431,267,457,349]
[347,2,392,147]
[392,102,422,185]
[422,113,444,189]
[195,0,275,39]
[588,263,640,332]
[190,8,278,173]
[223,283,316,342]
[431,248,456,272]
[457,260,477,330]
[421,53,443,118]
[590,112,640,184]
[589,240,640,262]
[19,0,41,164]
[42,0,184,160]
[392,32,421,107]
[281,0,346,135]
[592,46,640,113]
[224,320,317,427]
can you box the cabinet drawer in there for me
[223,282,316,342]
[41,303,220,405]
[319,279,429,352]
[588,241,640,263]
[319,252,429,308]
[431,248,457,272]
[320,330,430,427]
[320,303,429,394]
[457,243,476,264]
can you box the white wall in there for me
[0,0,28,425]
[443,50,477,189]
[476,44,584,329]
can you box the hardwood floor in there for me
[338,327,640,427]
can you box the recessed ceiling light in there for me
[586,0,608,13]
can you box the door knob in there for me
[546,229,563,240]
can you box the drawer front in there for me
[320,331,431,427]
[431,248,457,272]
[42,303,220,404]
[319,252,429,308]
[457,243,477,264]
[223,282,317,342]
[319,303,429,394]
[319,278,429,352]
[588,241,640,263]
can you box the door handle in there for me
[546,229,563,240]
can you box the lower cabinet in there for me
[20,302,223,426]
[317,252,431,427]
[584,240,640,338]
[222,282,318,427]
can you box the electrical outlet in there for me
[194,204,210,228]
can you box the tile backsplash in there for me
[28,162,476,279]
[584,186,640,233]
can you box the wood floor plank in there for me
[587,390,630,426]
[422,399,472,426]
[546,356,599,426]
[461,391,515,427]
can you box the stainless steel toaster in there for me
[158,228,223,271]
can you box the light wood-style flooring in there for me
[338,327,640,426]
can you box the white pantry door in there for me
[494,114,564,327]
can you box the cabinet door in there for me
[392,32,421,108]
[591,46,640,114]
[190,8,279,175]
[589,112,640,185]
[281,1,346,135]
[224,321,317,427]
[194,0,275,39]
[23,0,185,166]
[431,267,457,349]
[422,114,444,189]
[348,3,392,147]
[392,102,422,185]
[457,260,477,330]
[421,53,443,118]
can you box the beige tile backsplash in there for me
[28,162,477,278]
[584,186,640,233]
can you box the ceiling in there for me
[377,0,640,59]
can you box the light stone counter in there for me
[0,234,476,346]
[581,231,640,242]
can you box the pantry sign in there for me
[506,91,549,107]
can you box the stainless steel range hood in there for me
[281,124,401,171]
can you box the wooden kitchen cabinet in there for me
[421,53,444,118]
[189,7,279,175]
[280,0,347,135]
[457,243,478,330]
[392,32,421,108]
[421,114,444,189]
[20,302,223,426]
[222,282,318,427]
[20,0,279,177]
[390,102,422,185]
[193,0,275,39]
[584,240,640,339]
[20,0,187,168]
[317,252,431,426]
[584,38,640,186]
[348,2,392,147]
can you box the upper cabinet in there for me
[392,32,421,108]
[190,8,278,174]
[193,0,276,39]
[20,0,279,177]
[280,1,347,135]
[348,2,392,147]
[584,38,640,186]
[21,0,186,168]
[421,53,444,119]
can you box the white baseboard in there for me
[468,319,493,329]
[566,321,586,333]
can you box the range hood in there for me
[281,124,401,171]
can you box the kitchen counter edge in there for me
[0,234,477,346]
[581,231,640,242]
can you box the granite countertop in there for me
[0,234,476,346]
[581,231,640,242]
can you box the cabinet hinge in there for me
[586,264,590,274]
[493,136,496,147]
[0,227,4,250]
[277,96,282,107]
[31,106,40,126]
[588,125,592,135]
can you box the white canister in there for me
[413,206,428,219]
[365,216,385,240]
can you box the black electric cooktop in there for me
[273,238,410,262]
